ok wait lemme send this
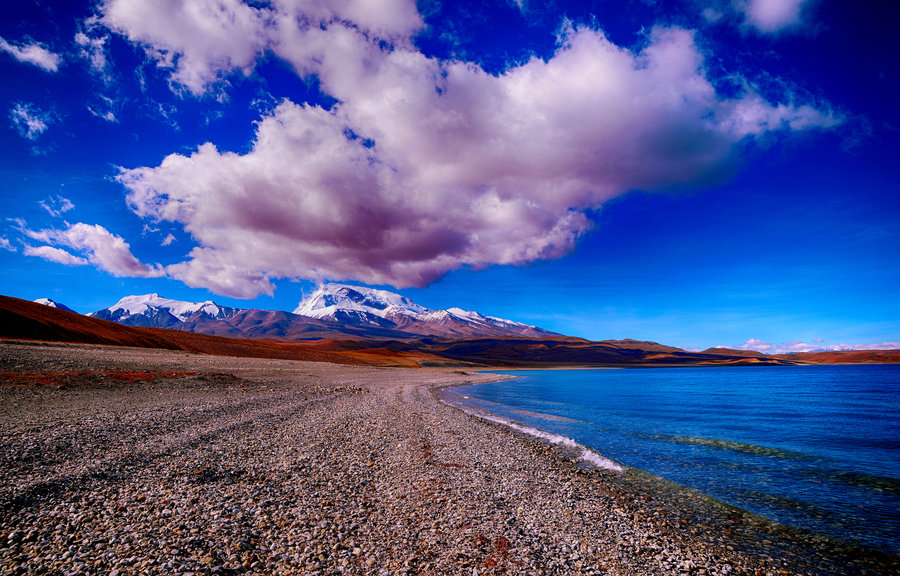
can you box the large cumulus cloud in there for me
[98,1,839,297]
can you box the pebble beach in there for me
[0,341,896,575]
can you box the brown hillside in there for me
[776,350,900,364]
[6,295,895,367]
[1,295,182,349]
[0,296,404,366]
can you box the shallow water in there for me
[445,365,900,554]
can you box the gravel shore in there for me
[1,341,896,575]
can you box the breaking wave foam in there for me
[444,399,623,472]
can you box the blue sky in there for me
[1,0,898,353]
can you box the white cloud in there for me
[95,0,423,95]
[735,0,810,34]
[83,1,842,297]
[23,223,163,278]
[98,0,273,95]
[716,91,840,135]
[75,16,112,81]
[738,338,900,354]
[9,103,52,141]
[161,233,176,246]
[738,338,818,354]
[117,20,840,297]
[86,94,120,124]
[24,245,88,266]
[75,31,107,73]
[88,106,118,123]
[39,195,75,218]
[0,237,15,252]
[702,7,725,24]
[75,17,122,124]
[0,36,62,72]
[846,342,900,351]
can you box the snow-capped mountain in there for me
[88,293,241,328]
[87,285,558,339]
[293,283,428,328]
[33,298,76,313]
[293,284,556,338]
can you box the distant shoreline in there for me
[470,361,900,369]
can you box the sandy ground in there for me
[0,340,896,576]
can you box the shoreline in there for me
[425,373,900,574]
[437,376,874,556]
[446,367,900,559]
[1,341,896,575]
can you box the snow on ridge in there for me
[102,293,236,321]
[293,283,540,334]
[33,298,75,312]
[293,283,429,319]
[83,285,550,337]
[419,309,452,321]
[445,307,531,328]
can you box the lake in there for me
[443,365,900,554]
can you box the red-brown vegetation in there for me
[0,369,200,386]
[775,350,900,364]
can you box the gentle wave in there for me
[642,434,812,460]
[510,408,583,423]
[831,471,900,493]
[443,399,623,472]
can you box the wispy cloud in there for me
[9,103,53,141]
[74,16,122,124]
[0,237,15,252]
[737,338,819,354]
[0,36,62,72]
[837,342,900,351]
[24,245,88,266]
[735,0,812,34]
[75,16,112,82]
[23,223,163,278]
[161,233,176,246]
[39,195,75,218]
[88,105,117,123]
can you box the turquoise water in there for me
[444,365,900,554]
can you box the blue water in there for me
[445,365,900,554]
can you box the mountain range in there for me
[9,295,898,367]
[79,284,558,340]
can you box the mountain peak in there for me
[33,298,76,313]
[293,283,429,319]
[93,293,240,323]
[293,283,554,338]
